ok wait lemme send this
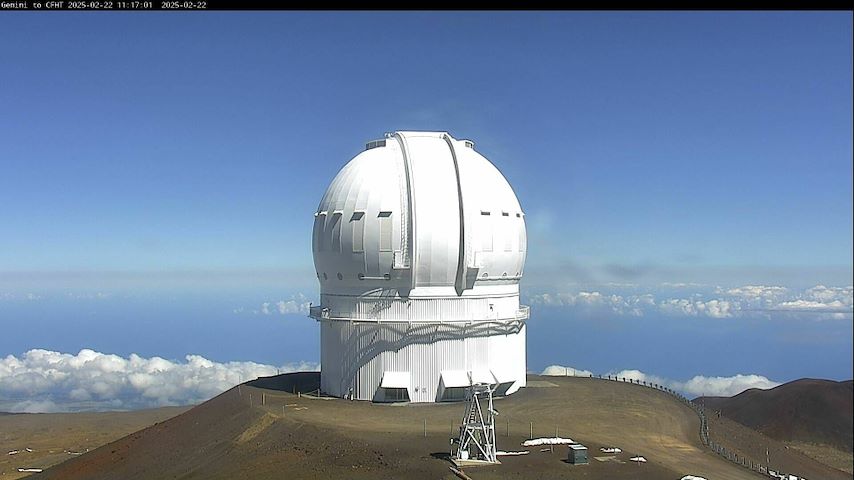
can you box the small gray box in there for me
[567,444,588,464]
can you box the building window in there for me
[313,212,327,251]
[330,212,342,252]
[379,211,393,252]
[502,212,513,252]
[351,211,365,252]
[441,387,467,401]
[365,139,386,150]
[383,388,409,402]
[480,211,492,252]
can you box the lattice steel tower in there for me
[455,382,499,463]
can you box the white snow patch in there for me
[522,437,574,446]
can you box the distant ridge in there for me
[698,378,853,452]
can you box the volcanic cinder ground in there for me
[12,374,848,480]
[0,406,189,479]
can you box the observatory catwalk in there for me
[310,131,529,403]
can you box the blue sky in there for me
[0,12,851,410]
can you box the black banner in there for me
[1,2,852,10]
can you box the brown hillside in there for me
[35,375,850,480]
[0,406,188,479]
[699,379,853,451]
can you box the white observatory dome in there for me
[312,131,526,296]
[310,131,529,403]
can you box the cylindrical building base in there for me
[320,320,526,403]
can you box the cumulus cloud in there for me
[609,369,780,397]
[540,365,781,397]
[540,365,593,377]
[805,285,853,304]
[0,349,319,413]
[528,291,652,317]
[609,369,671,387]
[660,282,705,288]
[527,284,852,320]
[724,285,788,300]
[774,299,850,312]
[276,298,306,315]
[250,293,312,316]
[657,298,735,318]
[679,374,780,397]
[759,285,853,319]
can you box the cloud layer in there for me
[540,365,593,377]
[528,284,853,320]
[235,293,313,316]
[540,365,780,397]
[0,349,318,413]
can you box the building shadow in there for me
[430,451,455,464]
[247,371,321,394]
[334,320,525,398]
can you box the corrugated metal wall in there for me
[320,321,526,402]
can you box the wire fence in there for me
[591,374,807,480]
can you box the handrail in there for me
[309,305,530,324]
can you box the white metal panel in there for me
[406,135,460,287]
[319,318,526,403]
[380,371,410,389]
[491,368,515,384]
[441,370,471,388]
[456,143,526,284]
[471,369,494,385]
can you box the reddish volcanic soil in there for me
[699,378,853,474]
[699,379,853,451]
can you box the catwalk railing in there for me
[309,304,530,324]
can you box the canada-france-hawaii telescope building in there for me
[309,131,529,403]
